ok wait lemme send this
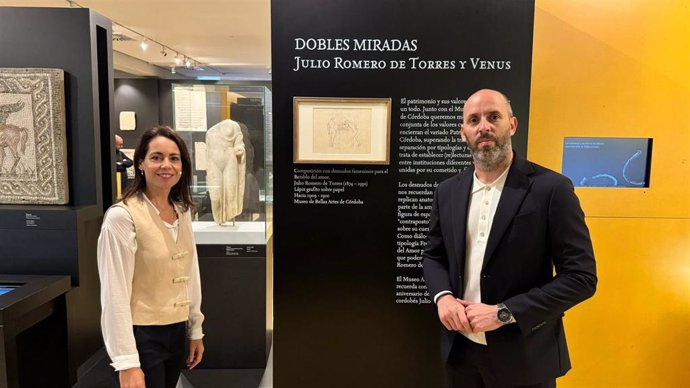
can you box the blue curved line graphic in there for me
[580,174,618,187]
[622,150,645,186]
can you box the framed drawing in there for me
[0,68,68,204]
[119,111,136,131]
[294,97,391,164]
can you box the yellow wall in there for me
[530,1,690,386]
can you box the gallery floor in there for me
[72,344,273,388]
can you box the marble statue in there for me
[206,119,246,224]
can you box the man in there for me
[115,134,133,194]
[423,89,597,388]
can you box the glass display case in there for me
[172,83,273,245]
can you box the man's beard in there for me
[469,132,512,171]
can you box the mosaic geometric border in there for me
[0,68,68,205]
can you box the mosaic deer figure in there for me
[0,101,29,175]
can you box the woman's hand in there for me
[187,339,205,369]
[119,367,145,388]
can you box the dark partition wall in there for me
[114,79,161,146]
[0,7,114,209]
[0,7,114,384]
[272,1,535,386]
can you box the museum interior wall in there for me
[529,1,690,387]
[114,78,161,147]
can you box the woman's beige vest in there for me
[116,196,194,325]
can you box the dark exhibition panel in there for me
[194,245,270,369]
[0,8,114,386]
[272,0,534,386]
[0,275,71,388]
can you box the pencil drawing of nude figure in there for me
[327,115,361,148]
[326,116,338,147]
[0,101,30,175]
[314,108,371,154]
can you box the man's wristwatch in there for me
[496,303,513,324]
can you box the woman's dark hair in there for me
[121,126,195,211]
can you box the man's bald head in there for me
[115,135,124,151]
[464,89,513,120]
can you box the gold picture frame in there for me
[293,97,391,164]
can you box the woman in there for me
[98,126,204,388]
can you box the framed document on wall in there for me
[293,97,391,164]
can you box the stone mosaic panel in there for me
[0,68,68,204]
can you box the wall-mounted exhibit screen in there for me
[0,285,19,296]
[562,137,653,188]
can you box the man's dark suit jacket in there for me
[423,153,597,385]
[116,150,133,193]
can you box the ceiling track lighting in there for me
[66,0,207,73]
